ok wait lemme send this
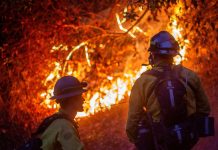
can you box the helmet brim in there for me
[50,89,87,100]
[149,49,179,56]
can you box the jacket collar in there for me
[152,59,173,71]
[58,108,79,130]
[58,108,74,119]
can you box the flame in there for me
[85,46,91,67]
[134,26,147,35]
[51,44,68,52]
[76,65,149,117]
[115,13,136,38]
[66,42,87,61]
[170,3,189,65]
[44,62,61,85]
[40,3,189,118]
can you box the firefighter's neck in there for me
[59,107,77,119]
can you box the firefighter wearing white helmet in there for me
[18,76,87,150]
[41,76,87,150]
[126,31,212,150]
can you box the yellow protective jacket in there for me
[126,62,210,143]
[40,109,84,150]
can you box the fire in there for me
[51,44,68,52]
[115,9,146,38]
[40,3,189,118]
[172,19,188,65]
[66,42,87,61]
[170,3,189,65]
[85,46,91,67]
[44,62,61,85]
[115,13,136,38]
[80,65,148,117]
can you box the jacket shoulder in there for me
[41,118,82,150]
[179,66,199,78]
[136,70,157,83]
[45,118,79,137]
[180,66,195,73]
[178,66,202,88]
[140,69,159,78]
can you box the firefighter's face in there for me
[68,94,85,112]
[75,94,85,111]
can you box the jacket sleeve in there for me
[57,120,84,150]
[194,74,211,115]
[126,78,144,143]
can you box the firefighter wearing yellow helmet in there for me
[126,31,213,150]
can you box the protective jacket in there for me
[126,61,210,143]
[40,109,84,150]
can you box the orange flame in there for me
[170,3,189,65]
[85,46,91,67]
[115,13,136,38]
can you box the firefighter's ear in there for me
[149,53,154,66]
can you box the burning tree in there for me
[0,0,217,149]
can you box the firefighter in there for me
[40,76,87,150]
[126,31,211,150]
